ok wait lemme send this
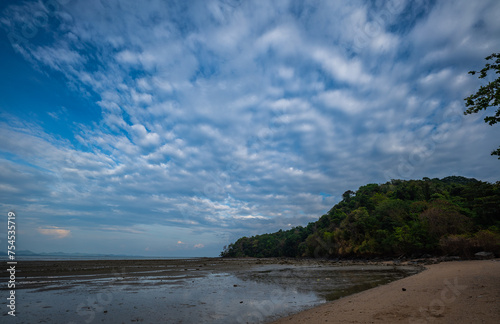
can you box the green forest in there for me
[220,177,500,259]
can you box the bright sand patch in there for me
[270,260,500,324]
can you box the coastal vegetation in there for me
[464,52,500,158]
[221,176,500,258]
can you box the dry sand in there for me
[270,259,500,324]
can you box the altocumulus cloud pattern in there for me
[0,0,499,256]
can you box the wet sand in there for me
[1,257,422,323]
[4,257,417,290]
[270,259,500,324]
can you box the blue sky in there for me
[1,0,499,257]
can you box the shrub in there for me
[439,235,474,257]
[439,230,500,257]
[474,230,500,256]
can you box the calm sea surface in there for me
[13,255,194,261]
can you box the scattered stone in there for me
[440,256,461,262]
[475,252,494,259]
[424,258,439,265]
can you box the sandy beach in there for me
[270,259,500,324]
[3,258,498,323]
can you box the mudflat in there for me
[4,257,415,289]
[270,259,500,324]
[2,257,421,323]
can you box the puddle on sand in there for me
[7,265,418,324]
[237,264,418,304]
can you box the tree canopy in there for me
[464,53,500,158]
[221,177,500,258]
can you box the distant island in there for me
[221,176,500,259]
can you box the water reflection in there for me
[237,264,416,301]
[14,264,419,324]
[233,264,419,322]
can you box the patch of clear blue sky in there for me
[0,34,101,147]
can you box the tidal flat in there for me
[1,258,421,323]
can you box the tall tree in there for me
[464,53,500,158]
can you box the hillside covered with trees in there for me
[221,177,500,259]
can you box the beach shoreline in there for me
[3,257,497,323]
[1,257,422,289]
[269,259,500,324]
[2,257,422,323]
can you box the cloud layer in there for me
[1,0,499,256]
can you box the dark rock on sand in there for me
[475,251,494,259]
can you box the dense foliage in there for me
[464,52,500,157]
[221,177,500,258]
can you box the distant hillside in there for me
[221,177,500,258]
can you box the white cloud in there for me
[130,124,161,147]
[316,90,367,114]
[311,47,372,85]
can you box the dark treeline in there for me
[221,176,500,258]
